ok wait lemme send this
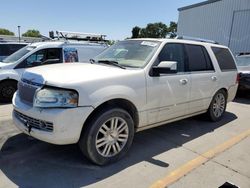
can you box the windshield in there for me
[2,46,36,63]
[235,56,250,67]
[94,40,160,68]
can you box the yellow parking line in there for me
[150,129,250,188]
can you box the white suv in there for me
[12,38,238,165]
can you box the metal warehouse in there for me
[177,0,250,54]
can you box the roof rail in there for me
[175,35,219,44]
[51,31,107,42]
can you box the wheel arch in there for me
[81,98,139,137]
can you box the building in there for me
[177,0,250,54]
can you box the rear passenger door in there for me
[185,44,218,113]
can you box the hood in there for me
[22,63,136,87]
[0,62,16,69]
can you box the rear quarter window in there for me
[212,47,237,71]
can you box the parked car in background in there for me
[235,54,250,92]
[0,32,108,102]
[12,37,238,165]
[0,42,27,61]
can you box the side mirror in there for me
[152,61,177,76]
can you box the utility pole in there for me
[18,26,21,42]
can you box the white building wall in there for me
[177,0,250,54]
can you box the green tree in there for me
[131,26,141,38]
[132,22,168,38]
[0,28,14,36]
[167,21,178,38]
[22,29,41,37]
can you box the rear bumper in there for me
[227,84,238,102]
[12,92,94,145]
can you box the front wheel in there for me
[207,90,227,122]
[0,80,17,103]
[79,108,134,165]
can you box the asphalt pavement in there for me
[0,97,249,188]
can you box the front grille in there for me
[18,81,39,104]
[14,110,53,132]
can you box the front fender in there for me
[90,85,140,108]
[0,69,20,82]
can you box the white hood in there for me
[22,63,136,87]
[0,62,16,69]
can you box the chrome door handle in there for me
[211,76,217,81]
[180,79,188,85]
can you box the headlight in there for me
[34,88,78,108]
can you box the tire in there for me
[0,80,17,103]
[206,90,227,122]
[79,108,134,165]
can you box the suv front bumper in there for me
[12,92,94,145]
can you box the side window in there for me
[45,48,62,64]
[157,43,185,72]
[185,44,213,72]
[211,47,237,71]
[20,48,62,68]
[8,44,26,54]
[25,49,46,67]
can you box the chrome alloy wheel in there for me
[95,117,129,157]
[212,93,225,118]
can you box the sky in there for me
[1,0,202,40]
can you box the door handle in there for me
[211,76,217,81]
[180,79,188,85]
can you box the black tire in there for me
[79,108,134,165]
[0,80,17,103]
[206,90,227,122]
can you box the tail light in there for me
[236,73,240,84]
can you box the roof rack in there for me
[49,31,107,42]
[175,35,219,44]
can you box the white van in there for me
[0,39,108,102]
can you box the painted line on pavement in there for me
[150,128,250,188]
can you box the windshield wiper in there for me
[97,60,126,69]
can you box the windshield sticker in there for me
[141,41,158,47]
[64,48,79,63]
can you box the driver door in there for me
[146,43,191,124]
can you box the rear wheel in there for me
[0,80,17,103]
[207,90,227,122]
[79,108,134,165]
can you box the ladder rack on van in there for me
[176,36,219,44]
[49,31,107,43]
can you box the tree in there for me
[130,21,178,39]
[0,28,14,36]
[131,26,141,38]
[167,21,178,38]
[22,29,41,37]
[131,22,168,38]
[140,22,168,38]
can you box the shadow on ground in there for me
[234,95,250,105]
[0,112,237,188]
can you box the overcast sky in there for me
[2,0,202,40]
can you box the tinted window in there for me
[212,47,236,71]
[0,44,26,56]
[185,44,213,71]
[157,43,185,72]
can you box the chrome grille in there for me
[18,80,39,104]
[14,110,53,132]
